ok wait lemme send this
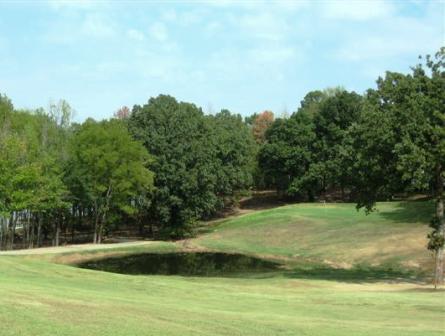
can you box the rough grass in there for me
[193,202,435,276]
[0,201,444,336]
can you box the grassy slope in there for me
[0,201,444,336]
[194,202,435,274]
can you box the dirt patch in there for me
[323,259,353,269]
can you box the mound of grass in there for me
[194,202,435,275]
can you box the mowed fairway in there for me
[0,202,444,336]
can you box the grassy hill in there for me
[0,201,444,336]
[193,202,435,278]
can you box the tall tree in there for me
[351,48,445,286]
[129,95,218,237]
[129,95,256,237]
[207,109,256,206]
[252,110,274,144]
[259,88,361,200]
[114,106,130,120]
[68,119,154,243]
[259,111,316,197]
[310,90,363,197]
[0,100,70,249]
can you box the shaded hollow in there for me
[78,252,282,277]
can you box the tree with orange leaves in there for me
[252,110,274,144]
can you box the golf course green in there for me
[1,202,444,335]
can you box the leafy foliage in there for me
[129,95,255,237]
[251,110,274,144]
[259,88,361,200]
[67,119,154,243]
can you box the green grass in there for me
[194,202,435,275]
[0,201,444,336]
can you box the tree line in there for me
[0,48,443,284]
[0,94,256,250]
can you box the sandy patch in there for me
[0,241,155,256]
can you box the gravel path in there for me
[0,241,154,255]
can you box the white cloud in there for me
[183,8,213,27]
[161,9,177,22]
[45,12,116,43]
[149,22,168,42]
[274,0,310,12]
[127,29,145,41]
[248,45,297,63]
[321,0,395,21]
[330,2,444,81]
[81,14,115,38]
[334,11,443,62]
[205,21,223,35]
[204,43,302,84]
[201,0,309,11]
[236,12,291,42]
[47,0,95,11]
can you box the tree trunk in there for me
[72,205,80,243]
[0,217,4,250]
[138,218,144,237]
[71,218,75,243]
[6,213,12,250]
[25,211,30,248]
[97,223,102,244]
[54,220,60,247]
[37,217,42,247]
[93,200,99,244]
[434,166,444,287]
[148,221,153,238]
[8,212,17,250]
[98,210,108,245]
[97,185,112,245]
[29,215,35,249]
[93,214,99,244]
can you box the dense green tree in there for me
[244,112,258,127]
[67,119,154,243]
[0,124,22,249]
[0,100,70,249]
[308,91,363,197]
[129,95,216,237]
[129,95,255,237]
[259,88,361,200]
[351,48,444,286]
[0,94,13,125]
[259,111,316,197]
[207,110,256,206]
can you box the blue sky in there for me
[0,0,443,121]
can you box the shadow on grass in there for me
[378,200,434,224]
[284,263,425,283]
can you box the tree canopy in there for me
[350,48,445,285]
[259,88,362,200]
[67,119,154,243]
[129,95,255,237]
